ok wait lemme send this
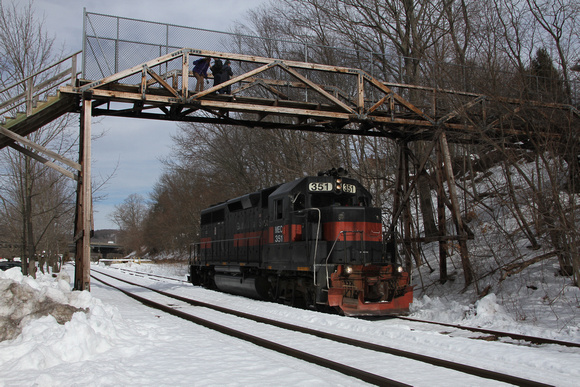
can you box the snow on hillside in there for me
[406,157,580,337]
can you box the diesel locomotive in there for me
[188,168,413,316]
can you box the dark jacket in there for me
[222,63,233,81]
[220,63,234,93]
[192,58,210,77]
[211,60,224,85]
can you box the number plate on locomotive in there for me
[308,182,333,192]
[342,183,356,193]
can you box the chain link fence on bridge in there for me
[82,11,579,108]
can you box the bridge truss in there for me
[1,48,578,290]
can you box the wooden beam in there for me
[191,48,357,74]
[146,67,180,98]
[0,125,81,171]
[74,98,92,291]
[255,79,290,100]
[8,143,78,180]
[357,72,365,113]
[436,146,447,283]
[436,95,486,125]
[278,62,356,114]
[362,72,436,124]
[368,94,390,114]
[140,67,147,100]
[182,52,189,99]
[77,86,479,132]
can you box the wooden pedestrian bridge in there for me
[1,48,578,290]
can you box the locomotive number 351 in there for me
[309,182,333,192]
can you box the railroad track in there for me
[396,316,580,349]
[114,267,189,284]
[104,265,580,349]
[91,267,555,387]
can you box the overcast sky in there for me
[32,0,269,229]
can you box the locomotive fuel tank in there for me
[214,273,270,300]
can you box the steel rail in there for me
[92,268,553,387]
[114,267,189,283]
[397,316,580,349]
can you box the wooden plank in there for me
[189,48,357,74]
[198,100,351,119]
[232,80,262,95]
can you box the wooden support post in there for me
[439,131,475,288]
[71,54,77,85]
[26,78,33,116]
[74,96,92,291]
[182,51,189,100]
[390,142,403,260]
[357,72,364,114]
[436,145,447,283]
[400,142,413,273]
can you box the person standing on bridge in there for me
[192,57,211,93]
[210,59,224,91]
[219,60,234,94]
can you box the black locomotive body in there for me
[189,170,413,316]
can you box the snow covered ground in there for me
[1,261,579,386]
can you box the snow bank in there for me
[0,267,132,371]
[411,293,514,326]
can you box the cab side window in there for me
[275,198,283,219]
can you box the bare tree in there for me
[143,169,211,255]
[110,193,148,256]
[0,0,76,276]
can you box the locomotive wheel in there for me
[190,268,202,286]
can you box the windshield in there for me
[310,193,368,208]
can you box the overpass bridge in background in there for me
[1,46,579,291]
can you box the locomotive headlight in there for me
[397,266,404,273]
[345,265,353,274]
[336,178,342,191]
